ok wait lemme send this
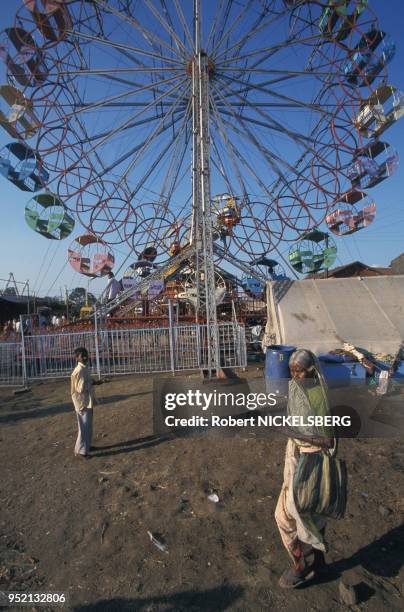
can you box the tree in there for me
[68,287,97,308]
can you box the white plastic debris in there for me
[147,531,168,553]
[208,493,219,503]
[376,370,389,395]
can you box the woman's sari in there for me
[275,376,334,556]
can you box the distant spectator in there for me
[3,320,13,338]
[23,318,33,336]
[106,272,121,302]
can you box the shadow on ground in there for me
[74,584,244,611]
[0,392,151,423]
[91,432,174,457]
[307,523,404,591]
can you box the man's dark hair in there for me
[74,347,88,358]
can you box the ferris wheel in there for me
[0,0,403,372]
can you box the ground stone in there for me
[378,505,393,517]
[339,580,359,606]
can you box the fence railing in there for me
[0,323,246,386]
[0,343,23,386]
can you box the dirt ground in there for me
[1,367,404,612]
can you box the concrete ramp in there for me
[267,275,404,355]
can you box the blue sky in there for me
[0,0,403,298]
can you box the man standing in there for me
[71,347,102,459]
[106,272,121,302]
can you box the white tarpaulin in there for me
[266,275,404,355]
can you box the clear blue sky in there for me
[0,0,403,298]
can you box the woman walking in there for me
[275,349,337,589]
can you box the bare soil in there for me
[0,368,404,611]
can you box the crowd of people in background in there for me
[1,314,69,338]
[1,274,128,339]
[51,314,68,327]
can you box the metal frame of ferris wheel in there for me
[12,0,378,375]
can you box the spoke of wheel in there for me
[217,6,297,68]
[113,43,171,76]
[215,73,337,120]
[94,0,186,60]
[213,6,294,64]
[60,40,183,90]
[212,77,323,155]
[142,0,189,58]
[117,82,191,188]
[100,109,187,176]
[221,114,298,187]
[210,0,256,59]
[66,30,185,65]
[156,100,192,204]
[164,151,191,215]
[217,107,323,151]
[78,78,189,160]
[216,32,327,66]
[206,0,227,51]
[216,98,294,189]
[211,137,237,196]
[172,0,194,52]
[127,127,185,201]
[61,77,111,177]
[212,99,289,199]
[250,38,340,71]
[221,68,349,78]
[209,0,234,54]
[74,102,188,108]
[49,73,187,128]
[211,101,339,108]
[54,67,184,77]
[264,113,334,199]
[210,97,251,199]
[209,120,297,273]
[78,73,187,106]
[81,109,185,144]
[213,77,336,146]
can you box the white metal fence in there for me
[0,323,246,386]
[0,343,23,386]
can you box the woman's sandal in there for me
[278,544,326,588]
[278,564,315,589]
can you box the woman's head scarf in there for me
[289,349,316,373]
[288,349,336,450]
[289,349,330,413]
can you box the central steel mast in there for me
[191,0,220,377]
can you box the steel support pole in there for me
[191,0,220,377]
[93,305,101,380]
[168,299,176,374]
[19,315,28,387]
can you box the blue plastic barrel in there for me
[318,355,367,388]
[265,345,296,396]
[394,361,404,379]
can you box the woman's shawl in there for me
[287,378,334,441]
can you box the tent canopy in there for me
[266,275,404,355]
